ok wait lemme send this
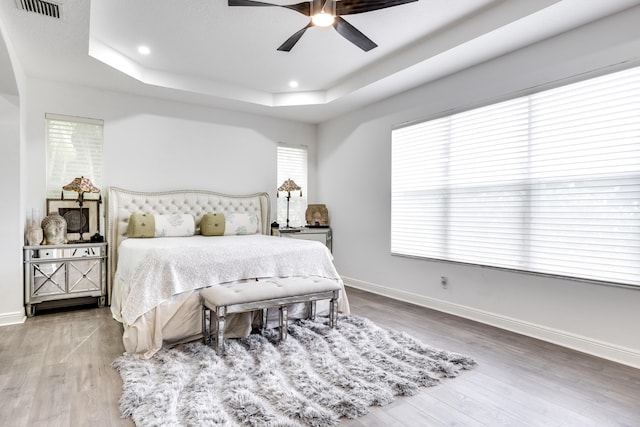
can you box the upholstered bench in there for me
[200,276,341,355]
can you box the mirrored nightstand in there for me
[23,242,107,317]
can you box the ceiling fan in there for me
[228,0,418,52]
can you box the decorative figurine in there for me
[42,211,67,245]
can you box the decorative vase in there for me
[42,212,67,245]
[26,227,43,246]
[25,208,43,246]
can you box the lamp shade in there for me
[277,178,301,193]
[62,176,100,195]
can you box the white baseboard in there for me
[0,310,26,327]
[343,276,640,369]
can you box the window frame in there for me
[391,65,640,289]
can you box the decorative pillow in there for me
[154,214,195,237]
[127,213,195,238]
[224,212,259,235]
[127,213,155,238]
[200,213,225,236]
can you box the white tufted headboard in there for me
[106,187,271,301]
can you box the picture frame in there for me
[46,198,100,242]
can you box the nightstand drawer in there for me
[272,227,332,252]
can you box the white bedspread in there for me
[115,235,341,325]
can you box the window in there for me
[46,113,104,199]
[391,66,640,287]
[277,144,308,227]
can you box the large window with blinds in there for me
[391,66,640,287]
[277,144,308,227]
[46,113,104,199]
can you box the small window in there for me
[46,113,104,199]
[277,144,308,227]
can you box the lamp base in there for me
[70,234,88,244]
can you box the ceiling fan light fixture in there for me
[311,11,334,27]
[228,0,419,52]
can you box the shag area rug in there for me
[113,314,476,426]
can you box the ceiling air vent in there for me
[16,0,61,18]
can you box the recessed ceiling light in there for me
[289,80,299,88]
[138,45,151,55]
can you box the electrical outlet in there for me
[440,276,448,289]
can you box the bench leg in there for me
[308,300,317,320]
[215,306,227,355]
[202,306,209,344]
[279,305,288,341]
[329,290,339,328]
[261,308,268,333]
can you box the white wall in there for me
[0,94,23,325]
[318,7,640,367]
[0,15,25,325]
[0,77,316,325]
[21,78,317,222]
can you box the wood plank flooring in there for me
[1,287,638,426]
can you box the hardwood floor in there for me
[1,288,638,426]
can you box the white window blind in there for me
[277,144,308,227]
[391,66,640,287]
[46,113,104,199]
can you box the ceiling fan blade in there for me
[228,0,278,6]
[282,1,311,15]
[336,0,418,15]
[333,16,377,51]
[228,0,310,16]
[277,23,313,52]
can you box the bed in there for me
[107,187,350,358]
